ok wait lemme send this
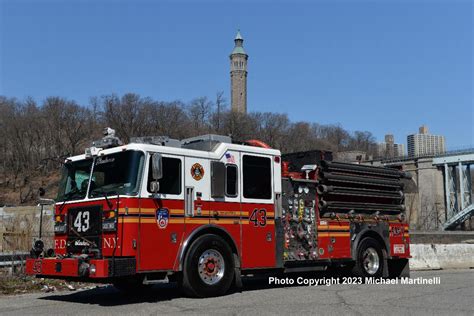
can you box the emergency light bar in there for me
[85,127,123,157]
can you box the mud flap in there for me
[388,258,410,278]
[382,249,389,278]
[233,253,242,290]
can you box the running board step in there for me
[143,275,170,285]
[284,266,327,273]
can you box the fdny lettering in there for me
[54,239,67,249]
[103,237,120,249]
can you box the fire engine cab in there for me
[26,128,411,297]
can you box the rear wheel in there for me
[352,237,384,278]
[181,234,235,297]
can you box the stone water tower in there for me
[230,30,248,113]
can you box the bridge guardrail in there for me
[0,252,29,268]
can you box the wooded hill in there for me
[0,93,378,205]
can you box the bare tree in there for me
[0,92,379,205]
[213,91,226,132]
[189,96,213,133]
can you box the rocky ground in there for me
[0,274,98,296]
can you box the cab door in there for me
[209,151,241,258]
[138,153,184,271]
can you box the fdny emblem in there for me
[191,163,204,181]
[156,208,169,229]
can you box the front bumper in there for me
[26,257,136,279]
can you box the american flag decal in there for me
[225,152,235,164]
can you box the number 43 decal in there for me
[249,209,267,227]
[73,211,90,233]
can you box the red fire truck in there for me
[26,128,410,297]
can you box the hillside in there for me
[0,93,378,206]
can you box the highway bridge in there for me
[365,148,474,230]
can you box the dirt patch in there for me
[0,274,100,296]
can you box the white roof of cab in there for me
[67,141,281,162]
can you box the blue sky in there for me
[1,0,472,149]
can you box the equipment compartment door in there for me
[183,156,211,237]
[281,179,319,261]
[240,154,276,269]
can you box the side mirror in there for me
[150,181,160,194]
[151,153,163,180]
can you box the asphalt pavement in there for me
[0,269,472,315]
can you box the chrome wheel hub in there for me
[198,249,225,285]
[362,247,380,275]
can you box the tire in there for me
[181,234,235,297]
[352,237,384,278]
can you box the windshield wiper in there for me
[59,189,82,212]
[90,188,117,209]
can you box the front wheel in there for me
[352,237,384,278]
[181,234,235,297]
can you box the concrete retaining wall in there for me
[410,244,474,270]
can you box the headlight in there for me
[89,264,96,275]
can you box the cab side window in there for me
[147,156,182,194]
[226,165,238,197]
[243,155,271,199]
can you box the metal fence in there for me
[0,205,55,253]
[0,252,29,272]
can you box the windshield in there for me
[89,151,144,198]
[57,159,93,201]
[56,150,144,202]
